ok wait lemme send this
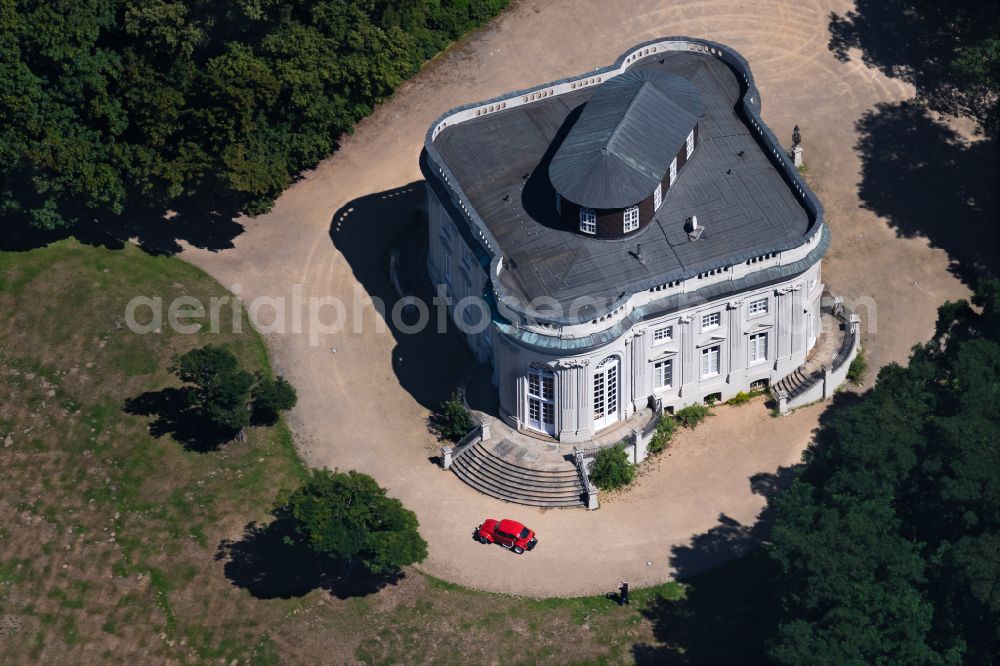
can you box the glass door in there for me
[526,366,556,435]
[593,356,619,431]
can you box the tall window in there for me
[669,158,677,185]
[443,247,452,282]
[750,332,768,364]
[702,312,720,330]
[748,297,769,316]
[593,356,619,430]
[527,365,555,435]
[686,129,695,159]
[653,183,662,210]
[653,359,673,389]
[701,345,721,378]
[653,326,672,343]
[623,206,639,233]
[579,207,597,234]
[462,245,475,268]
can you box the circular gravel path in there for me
[181,0,987,596]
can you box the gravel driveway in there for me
[181,0,993,596]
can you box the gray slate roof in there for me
[429,48,820,322]
[548,70,703,209]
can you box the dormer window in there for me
[686,130,695,159]
[623,206,639,233]
[669,158,677,185]
[653,183,662,211]
[579,207,597,234]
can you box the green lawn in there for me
[0,240,713,664]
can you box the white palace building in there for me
[421,37,852,447]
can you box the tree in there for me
[767,278,1000,664]
[432,390,475,441]
[170,345,298,436]
[0,0,511,231]
[284,469,427,576]
[590,445,635,491]
[171,345,254,434]
[251,374,298,425]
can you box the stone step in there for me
[454,455,585,497]
[451,459,585,505]
[466,442,580,483]
[458,443,583,490]
[450,440,585,508]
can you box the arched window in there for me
[623,206,639,232]
[593,356,619,430]
[579,207,597,234]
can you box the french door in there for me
[593,356,619,431]
[526,366,556,435]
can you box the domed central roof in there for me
[548,69,703,209]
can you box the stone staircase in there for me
[773,360,824,400]
[450,439,586,508]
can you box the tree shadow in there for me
[828,1,955,98]
[629,465,799,663]
[854,101,998,283]
[123,387,237,452]
[1,190,246,256]
[215,511,402,600]
[328,181,474,412]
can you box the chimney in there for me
[635,243,646,264]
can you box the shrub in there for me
[590,445,635,491]
[847,348,867,385]
[726,391,752,406]
[675,404,711,429]
[647,415,677,454]
[432,391,475,441]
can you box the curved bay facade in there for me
[422,37,827,442]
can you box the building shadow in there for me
[215,511,402,600]
[328,182,473,412]
[123,387,238,452]
[1,190,247,256]
[854,101,998,283]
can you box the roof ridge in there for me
[601,80,651,153]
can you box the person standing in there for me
[620,580,630,606]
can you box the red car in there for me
[474,518,538,554]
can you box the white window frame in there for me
[652,326,673,344]
[653,183,662,210]
[669,158,677,185]
[748,297,769,317]
[653,358,673,390]
[701,312,720,331]
[686,129,695,159]
[579,207,597,234]
[623,206,639,233]
[701,345,721,378]
[750,332,768,364]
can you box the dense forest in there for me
[0,0,508,230]
[767,279,1000,664]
